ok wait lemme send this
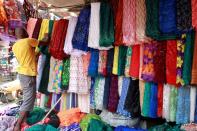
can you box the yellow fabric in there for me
[112,46,119,75]
[38,19,49,41]
[12,38,39,76]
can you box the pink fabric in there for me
[27,18,37,38]
[122,0,136,45]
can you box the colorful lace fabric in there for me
[176,86,190,124]
[72,6,90,52]
[108,75,119,112]
[50,19,69,60]
[176,34,186,86]
[47,57,63,93]
[88,49,99,77]
[183,31,195,85]
[159,0,177,34]
[114,0,123,46]
[122,0,136,45]
[124,79,140,118]
[141,43,156,82]
[124,47,132,77]
[166,40,177,86]
[61,58,70,90]
[117,77,131,117]
[145,0,177,40]
[98,51,108,76]
[136,0,149,43]
[129,45,140,78]
[99,2,114,47]
[176,0,192,32]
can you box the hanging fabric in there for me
[117,46,127,76]
[61,58,70,90]
[90,78,96,109]
[112,46,119,75]
[98,51,108,76]
[139,80,145,112]
[118,76,124,97]
[192,30,197,84]
[145,0,177,40]
[166,40,177,86]
[49,19,69,60]
[124,47,132,77]
[157,83,163,117]
[99,2,114,47]
[162,84,171,121]
[72,6,91,52]
[136,0,149,43]
[159,0,177,34]
[190,87,196,122]
[108,75,119,112]
[176,0,192,32]
[129,45,140,78]
[106,48,114,76]
[192,0,197,27]
[117,77,131,117]
[27,18,37,38]
[78,94,90,113]
[169,86,178,122]
[38,19,49,41]
[149,83,158,118]
[114,0,123,46]
[103,77,111,109]
[183,30,195,85]
[32,19,42,39]
[142,82,151,117]
[124,78,140,118]
[176,86,190,124]
[0,0,7,25]
[60,93,67,111]
[88,49,99,77]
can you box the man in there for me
[12,27,39,131]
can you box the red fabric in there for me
[129,45,140,78]
[46,93,52,108]
[114,0,123,46]
[157,83,163,117]
[192,0,197,27]
[49,19,69,60]
[153,41,166,83]
[166,40,177,86]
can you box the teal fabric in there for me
[142,82,151,117]
[88,119,113,131]
[25,124,59,131]
[26,107,45,125]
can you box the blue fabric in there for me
[176,86,190,124]
[159,0,177,34]
[115,126,147,131]
[103,77,111,109]
[149,83,158,118]
[72,6,91,52]
[117,77,131,117]
[90,78,96,109]
[59,123,80,131]
[195,89,197,123]
[88,49,99,77]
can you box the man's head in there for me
[15,27,29,39]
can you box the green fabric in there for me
[148,123,183,131]
[142,82,151,117]
[99,2,114,47]
[61,58,70,90]
[25,124,59,131]
[183,30,195,85]
[118,46,128,75]
[87,119,113,131]
[169,86,178,122]
[26,107,45,125]
[49,20,54,37]
[145,0,177,40]
[80,114,101,131]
